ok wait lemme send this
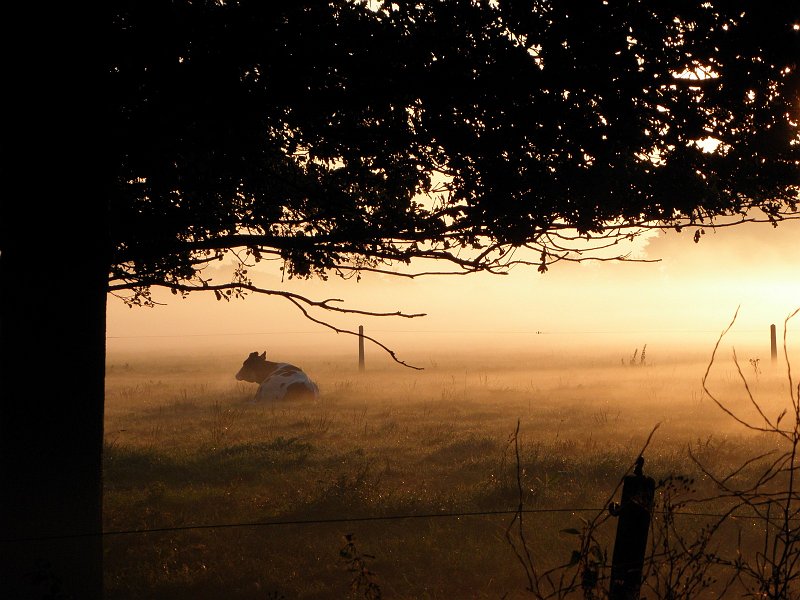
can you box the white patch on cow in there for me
[254,362,320,402]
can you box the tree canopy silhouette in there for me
[110,0,799,312]
[2,1,798,598]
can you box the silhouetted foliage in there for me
[110,0,799,307]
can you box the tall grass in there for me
[103,344,796,599]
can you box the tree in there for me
[2,4,107,598]
[109,0,798,299]
[2,1,797,597]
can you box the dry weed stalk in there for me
[644,474,731,599]
[688,307,800,599]
[505,419,660,599]
[340,533,382,600]
[505,307,799,599]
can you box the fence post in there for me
[608,456,655,600]
[358,325,365,372]
[771,324,778,365]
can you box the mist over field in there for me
[104,217,800,598]
[103,323,800,598]
[103,203,799,599]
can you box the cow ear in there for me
[260,351,266,359]
[249,351,258,358]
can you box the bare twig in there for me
[505,419,540,596]
[691,307,800,598]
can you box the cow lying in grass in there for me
[235,351,320,401]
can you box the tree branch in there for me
[108,280,426,369]
[284,296,424,370]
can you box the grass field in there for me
[102,344,799,599]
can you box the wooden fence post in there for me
[771,324,778,365]
[358,325,365,372]
[608,456,655,600]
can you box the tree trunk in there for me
[1,7,107,596]
[0,235,107,600]
[0,176,108,599]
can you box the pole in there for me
[771,324,778,365]
[609,456,655,600]
[358,325,365,372]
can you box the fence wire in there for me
[1,506,787,544]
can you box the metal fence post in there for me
[608,456,655,600]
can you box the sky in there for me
[106,218,800,366]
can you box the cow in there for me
[235,351,320,401]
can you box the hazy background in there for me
[107,219,800,368]
[104,219,799,598]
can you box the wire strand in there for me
[1,506,786,544]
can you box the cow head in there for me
[235,350,268,383]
